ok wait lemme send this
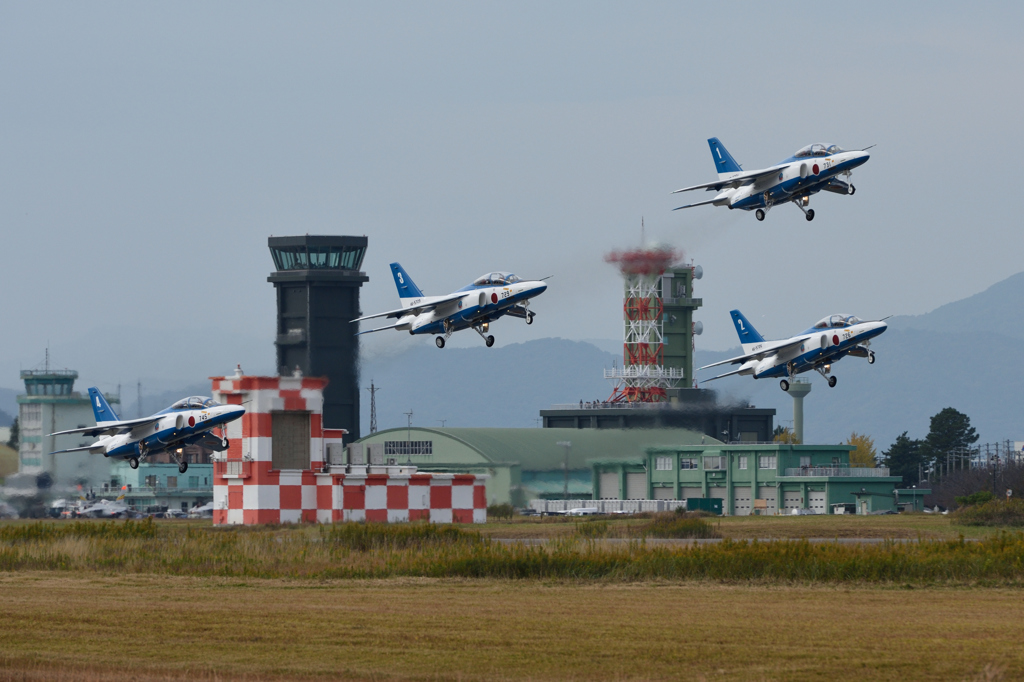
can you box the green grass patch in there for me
[2,520,1024,584]
[954,499,1024,527]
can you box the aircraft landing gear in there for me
[755,209,766,222]
[435,336,445,349]
[794,200,815,221]
[828,375,838,388]
[526,311,534,325]
[178,461,189,474]
[780,379,790,392]
[848,184,856,195]
[868,351,875,364]
[128,457,139,470]
[473,324,495,347]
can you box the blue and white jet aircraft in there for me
[49,388,245,473]
[353,263,548,348]
[673,138,871,221]
[699,311,887,391]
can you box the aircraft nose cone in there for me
[535,282,547,294]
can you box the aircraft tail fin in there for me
[390,262,424,300]
[87,387,120,424]
[730,310,765,346]
[708,137,742,177]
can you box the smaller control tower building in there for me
[268,236,368,440]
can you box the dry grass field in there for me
[0,573,1020,682]
[481,512,995,540]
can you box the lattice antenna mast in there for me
[366,382,381,434]
[603,242,684,402]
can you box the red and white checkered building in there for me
[209,371,486,525]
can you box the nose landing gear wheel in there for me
[755,209,765,221]
[805,209,815,221]
[867,351,875,364]
[828,375,838,388]
[129,457,139,470]
[485,335,495,347]
[435,336,445,349]
[780,379,790,392]
[178,462,189,474]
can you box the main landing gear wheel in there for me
[848,185,856,195]
[435,336,446,349]
[805,209,815,221]
[129,457,139,470]
[828,375,838,388]
[485,335,495,348]
[222,438,229,449]
[178,462,189,474]
[868,351,875,364]
[526,313,534,325]
[780,379,790,392]
[755,209,766,221]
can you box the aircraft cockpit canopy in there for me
[473,272,520,286]
[813,314,861,329]
[794,143,844,158]
[169,396,221,410]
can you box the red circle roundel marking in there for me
[490,293,498,304]
[812,163,820,175]
[832,334,839,346]
[188,415,196,427]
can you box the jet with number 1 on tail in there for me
[699,310,887,391]
[353,263,548,348]
[672,138,871,221]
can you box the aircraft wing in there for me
[49,416,163,438]
[698,336,810,371]
[356,321,409,336]
[673,197,722,212]
[51,445,105,455]
[352,292,466,323]
[672,165,788,194]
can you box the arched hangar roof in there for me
[356,427,717,471]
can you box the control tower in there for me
[268,236,368,439]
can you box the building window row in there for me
[384,440,433,456]
[759,455,777,469]
[680,458,699,469]
[703,456,726,470]
[655,456,672,471]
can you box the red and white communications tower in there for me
[603,244,703,402]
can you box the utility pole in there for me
[437,419,447,427]
[366,382,381,434]
[557,441,572,500]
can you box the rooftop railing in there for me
[783,467,892,477]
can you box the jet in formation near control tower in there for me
[353,263,548,348]
[672,138,871,221]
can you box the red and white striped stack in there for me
[209,371,486,525]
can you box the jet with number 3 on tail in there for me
[699,310,887,391]
[353,263,548,348]
[672,138,871,221]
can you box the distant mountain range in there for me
[4,272,1021,452]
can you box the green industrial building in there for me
[591,443,908,515]
[354,427,710,506]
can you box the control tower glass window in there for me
[271,244,367,271]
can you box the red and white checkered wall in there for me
[209,372,486,525]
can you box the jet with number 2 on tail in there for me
[699,310,887,391]
[353,263,548,348]
[48,388,244,473]
[672,138,871,221]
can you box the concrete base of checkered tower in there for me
[208,370,487,525]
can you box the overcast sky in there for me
[2,2,1022,394]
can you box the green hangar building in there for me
[590,443,910,515]
[353,427,710,506]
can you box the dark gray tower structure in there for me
[268,236,368,439]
